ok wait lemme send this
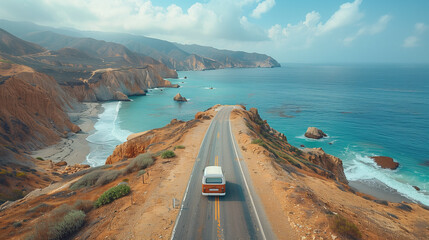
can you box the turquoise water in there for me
[86,64,429,205]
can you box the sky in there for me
[0,0,428,63]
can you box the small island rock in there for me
[304,127,327,139]
[371,156,399,170]
[173,93,187,102]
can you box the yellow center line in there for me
[215,197,217,220]
[215,155,218,166]
[217,132,220,139]
[217,197,220,221]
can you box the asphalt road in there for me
[171,106,275,240]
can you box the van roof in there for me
[204,166,223,176]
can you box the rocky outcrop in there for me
[106,117,200,164]
[0,63,80,152]
[304,127,327,139]
[64,66,172,102]
[195,111,212,120]
[173,93,187,102]
[371,156,399,170]
[304,148,348,184]
[113,91,130,101]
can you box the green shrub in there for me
[331,215,362,240]
[251,139,263,144]
[73,200,94,213]
[70,170,104,190]
[174,145,185,150]
[36,157,44,161]
[27,203,53,214]
[125,153,154,173]
[26,204,85,240]
[12,221,22,228]
[94,170,122,187]
[161,150,176,159]
[94,184,130,208]
[137,170,146,177]
[49,210,85,240]
[122,178,129,182]
[0,169,10,175]
[16,172,26,178]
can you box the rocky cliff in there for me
[0,62,80,153]
[231,107,348,185]
[63,66,174,102]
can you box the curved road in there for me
[171,106,275,240]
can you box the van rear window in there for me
[205,177,222,184]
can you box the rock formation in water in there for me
[304,127,327,139]
[371,156,399,170]
[173,93,187,102]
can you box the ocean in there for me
[85,63,429,205]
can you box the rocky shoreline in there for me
[30,103,102,165]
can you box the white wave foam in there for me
[86,101,133,166]
[343,150,429,206]
[295,134,332,142]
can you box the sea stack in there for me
[173,93,187,102]
[371,156,399,170]
[304,127,327,139]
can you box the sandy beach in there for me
[30,102,102,165]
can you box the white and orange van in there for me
[202,166,226,196]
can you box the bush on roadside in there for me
[331,214,362,240]
[161,150,176,159]
[12,221,22,228]
[94,184,130,208]
[251,139,263,145]
[124,153,154,174]
[70,170,104,190]
[137,170,146,177]
[73,200,94,213]
[174,145,185,150]
[50,210,85,240]
[27,203,54,215]
[26,204,86,240]
[70,169,123,190]
[94,170,122,187]
[36,157,44,161]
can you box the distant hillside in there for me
[0,19,280,71]
[176,43,281,69]
[0,29,177,84]
[0,28,45,56]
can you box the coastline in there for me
[349,179,414,203]
[30,102,102,165]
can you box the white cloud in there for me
[403,36,419,48]
[344,14,391,44]
[317,0,363,34]
[268,0,365,48]
[403,22,427,48]
[0,0,267,44]
[251,0,275,19]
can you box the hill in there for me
[1,105,428,239]
[0,19,280,71]
[0,28,45,56]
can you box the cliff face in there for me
[232,107,348,185]
[64,66,174,102]
[106,118,202,164]
[0,63,80,152]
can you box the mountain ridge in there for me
[0,19,280,71]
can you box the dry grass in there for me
[331,214,362,240]
[26,204,86,240]
[124,153,154,174]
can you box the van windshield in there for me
[205,177,222,184]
